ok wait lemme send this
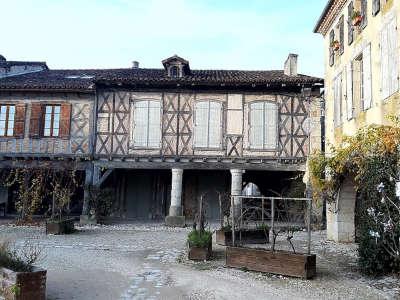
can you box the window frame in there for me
[248,100,279,151]
[131,99,162,149]
[193,100,224,150]
[0,104,15,137]
[43,104,61,138]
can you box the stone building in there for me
[0,54,323,225]
[314,0,399,241]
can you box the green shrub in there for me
[0,241,41,272]
[187,230,212,248]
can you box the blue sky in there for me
[1,0,326,77]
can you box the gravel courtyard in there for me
[0,222,399,300]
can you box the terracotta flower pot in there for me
[352,15,362,26]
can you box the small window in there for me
[170,66,179,78]
[372,0,380,16]
[194,101,222,148]
[339,15,344,55]
[0,105,15,137]
[43,105,60,137]
[348,2,354,45]
[361,0,368,28]
[329,30,335,66]
[249,102,278,150]
[133,100,161,148]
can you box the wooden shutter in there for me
[148,101,161,148]
[346,63,353,120]
[208,102,222,148]
[59,103,72,139]
[389,17,399,96]
[249,102,263,149]
[264,103,277,149]
[329,30,335,66]
[339,16,344,55]
[133,101,149,147]
[194,101,208,147]
[13,103,26,138]
[29,103,43,138]
[361,0,368,29]
[381,24,389,99]
[362,45,372,109]
[372,0,380,16]
[348,2,354,45]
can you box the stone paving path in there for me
[0,222,399,299]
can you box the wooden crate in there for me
[226,246,316,279]
[0,267,46,300]
[188,242,212,261]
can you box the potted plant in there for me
[0,240,46,300]
[352,11,363,26]
[46,170,79,235]
[187,194,212,261]
[331,40,340,52]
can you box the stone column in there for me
[165,168,185,227]
[230,169,243,218]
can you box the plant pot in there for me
[216,228,269,246]
[188,241,212,261]
[0,266,46,300]
[226,246,316,279]
[46,218,75,235]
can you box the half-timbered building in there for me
[0,54,323,225]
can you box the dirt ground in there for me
[0,222,399,300]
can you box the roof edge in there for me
[313,0,335,34]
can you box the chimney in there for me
[132,61,139,69]
[284,54,298,76]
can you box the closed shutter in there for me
[264,102,277,149]
[381,25,389,99]
[29,103,43,138]
[133,101,149,147]
[372,0,380,16]
[208,102,222,148]
[249,102,263,149]
[329,30,335,66]
[194,101,208,147]
[59,103,72,139]
[389,17,399,96]
[348,3,354,45]
[362,45,372,109]
[148,101,161,148]
[346,63,353,120]
[14,103,26,138]
[339,16,344,55]
[361,0,368,28]
[338,74,343,123]
[334,75,342,126]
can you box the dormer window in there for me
[162,55,190,78]
[171,66,179,78]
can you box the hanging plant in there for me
[352,11,363,26]
[331,40,341,51]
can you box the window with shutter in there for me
[372,0,380,16]
[14,104,26,138]
[334,73,343,126]
[346,63,354,120]
[194,101,222,148]
[133,100,161,148]
[43,105,61,137]
[249,102,278,150]
[329,30,335,66]
[362,45,372,110]
[361,0,368,29]
[348,2,354,45]
[0,105,16,137]
[381,16,398,100]
[339,16,344,55]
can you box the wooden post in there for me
[271,198,275,234]
[261,198,264,223]
[231,195,235,247]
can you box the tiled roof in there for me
[0,68,323,91]
[0,60,48,68]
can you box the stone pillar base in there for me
[165,215,186,227]
[79,215,97,225]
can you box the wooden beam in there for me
[96,168,113,187]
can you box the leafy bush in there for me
[187,230,212,248]
[0,240,42,272]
